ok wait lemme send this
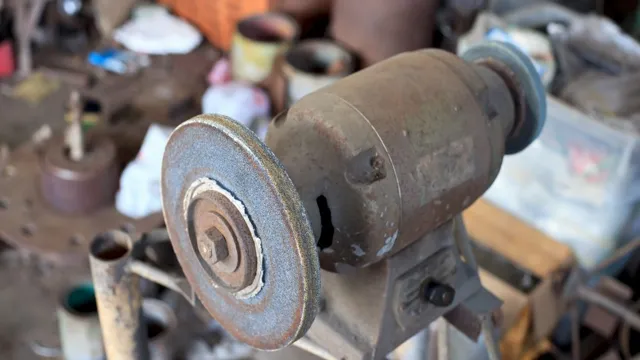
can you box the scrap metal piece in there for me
[161,115,321,350]
[41,135,119,214]
[89,230,150,360]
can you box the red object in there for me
[0,41,15,78]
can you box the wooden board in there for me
[463,199,574,277]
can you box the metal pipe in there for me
[90,230,150,360]
[58,283,104,360]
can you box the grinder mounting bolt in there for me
[423,281,456,307]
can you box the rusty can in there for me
[330,0,439,67]
[283,40,355,105]
[231,12,299,84]
[40,136,119,214]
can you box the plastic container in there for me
[484,96,640,269]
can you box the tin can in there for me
[283,40,355,105]
[231,12,299,84]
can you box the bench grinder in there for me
[161,42,546,359]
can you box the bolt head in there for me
[423,282,455,307]
[207,228,229,263]
[197,227,229,265]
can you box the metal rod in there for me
[128,260,194,306]
[437,319,448,360]
[578,286,640,333]
[66,91,84,161]
[481,314,501,360]
[90,230,150,360]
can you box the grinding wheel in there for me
[161,115,320,350]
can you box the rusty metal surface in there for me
[283,40,355,105]
[41,136,119,214]
[231,12,299,84]
[0,141,164,264]
[161,115,320,350]
[266,48,519,271]
[89,230,150,360]
[330,0,439,66]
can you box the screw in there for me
[422,281,455,307]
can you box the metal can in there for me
[231,12,299,84]
[283,40,355,105]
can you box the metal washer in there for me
[161,114,320,350]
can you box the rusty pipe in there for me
[90,230,150,360]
